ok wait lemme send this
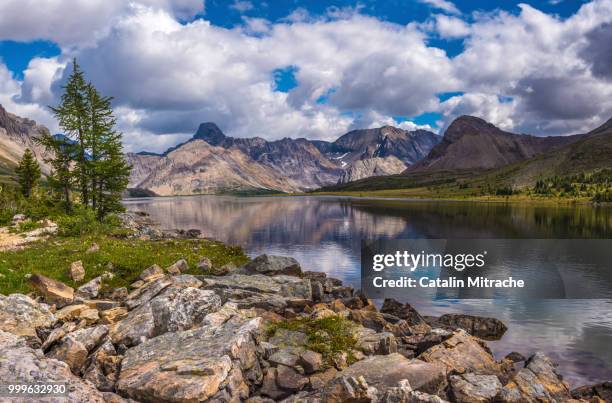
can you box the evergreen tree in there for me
[15,149,41,198]
[49,58,90,206]
[35,134,76,211]
[85,83,131,218]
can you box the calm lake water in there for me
[124,195,612,387]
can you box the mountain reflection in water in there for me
[124,195,612,386]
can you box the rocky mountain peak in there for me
[193,122,226,145]
[443,115,502,142]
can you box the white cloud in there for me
[2,0,612,153]
[230,1,254,13]
[434,14,470,38]
[0,0,205,46]
[418,0,460,15]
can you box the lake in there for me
[124,195,612,387]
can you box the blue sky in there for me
[0,0,610,152]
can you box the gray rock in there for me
[0,294,55,339]
[338,353,447,396]
[76,276,103,299]
[28,273,74,307]
[260,368,290,400]
[381,298,428,327]
[139,264,165,282]
[111,286,221,346]
[450,373,502,402]
[300,350,323,374]
[419,330,502,377]
[276,364,308,391]
[497,352,571,402]
[321,375,377,402]
[432,314,507,341]
[125,276,173,310]
[116,315,263,402]
[47,325,109,374]
[269,348,301,367]
[70,260,85,281]
[0,331,106,402]
[166,258,188,275]
[197,257,213,272]
[355,327,398,355]
[241,254,302,277]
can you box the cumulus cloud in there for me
[418,0,460,15]
[0,0,205,46]
[434,15,471,38]
[2,0,612,152]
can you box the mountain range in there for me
[326,114,612,192]
[1,102,610,196]
[125,123,441,195]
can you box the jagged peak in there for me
[193,122,226,145]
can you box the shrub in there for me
[57,208,121,237]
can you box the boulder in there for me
[269,348,301,368]
[197,257,213,272]
[55,304,99,324]
[381,298,428,326]
[355,327,397,355]
[321,376,377,402]
[124,276,173,310]
[0,294,55,339]
[111,286,221,346]
[337,353,447,396]
[571,382,612,402]
[241,254,302,277]
[309,367,338,389]
[349,309,389,332]
[300,350,323,374]
[69,260,85,281]
[260,368,290,400]
[139,264,165,282]
[276,364,309,392]
[380,379,450,403]
[432,314,507,341]
[28,273,74,307]
[450,373,502,402]
[497,352,571,402]
[419,330,501,376]
[76,276,103,299]
[47,325,109,374]
[100,307,128,325]
[269,328,309,348]
[116,315,263,402]
[166,258,188,275]
[0,331,106,402]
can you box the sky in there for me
[0,0,611,153]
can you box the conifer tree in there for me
[15,149,41,198]
[35,134,75,211]
[85,83,130,218]
[49,58,90,205]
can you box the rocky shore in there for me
[0,220,610,402]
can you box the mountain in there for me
[127,123,440,195]
[0,104,51,179]
[406,116,579,173]
[338,156,406,184]
[484,116,612,187]
[324,115,610,192]
[329,126,441,166]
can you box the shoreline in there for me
[122,191,610,207]
[1,213,610,401]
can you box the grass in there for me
[0,235,249,295]
[268,316,358,365]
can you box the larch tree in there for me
[15,149,41,198]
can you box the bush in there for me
[57,208,121,237]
